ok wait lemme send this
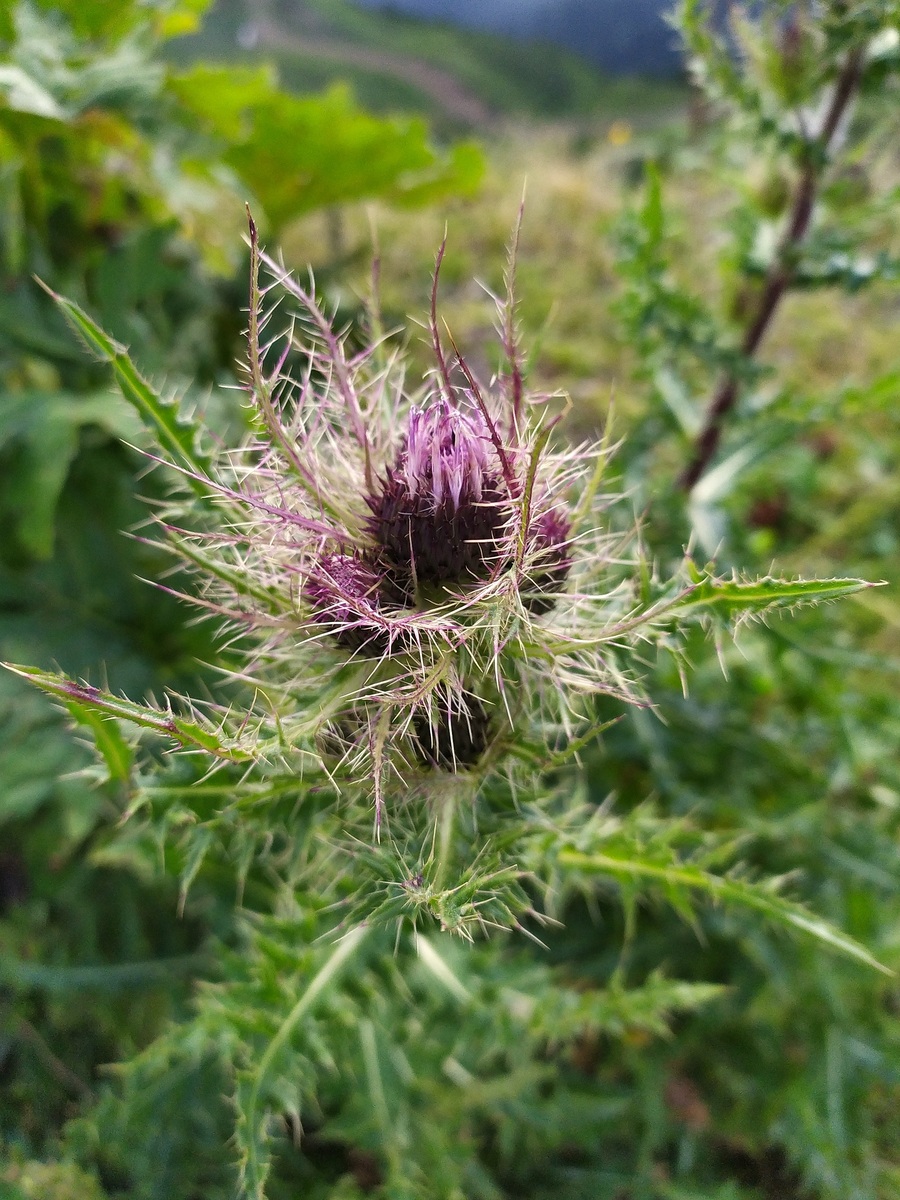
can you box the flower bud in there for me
[304,553,391,656]
[368,400,509,601]
[523,508,573,615]
[413,689,491,771]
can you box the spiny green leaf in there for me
[72,704,135,784]
[164,534,292,614]
[238,925,370,1199]
[525,973,726,1043]
[557,847,891,975]
[2,664,254,762]
[39,283,216,497]
[674,570,878,621]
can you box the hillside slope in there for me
[169,0,686,126]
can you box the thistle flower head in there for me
[157,215,645,822]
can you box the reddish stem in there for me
[680,45,865,491]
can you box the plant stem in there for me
[680,45,866,491]
[433,785,458,894]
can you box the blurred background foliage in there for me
[1,0,900,1198]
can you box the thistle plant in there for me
[616,0,900,535]
[5,210,889,1196]
[11,198,883,906]
[9,210,872,914]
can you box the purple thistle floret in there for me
[367,399,510,602]
[405,401,493,510]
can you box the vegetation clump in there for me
[2,2,900,1199]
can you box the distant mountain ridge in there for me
[353,0,683,76]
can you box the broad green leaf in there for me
[0,390,140,559]
[2,664,254,762]
[1,402,79,559]
[170,71,483,229]
[167,63,278,141]
[16,0,208,44]
[154,0,213,39]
